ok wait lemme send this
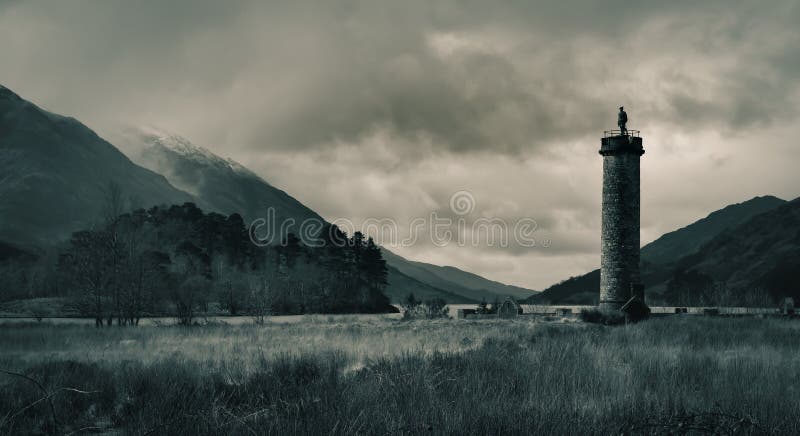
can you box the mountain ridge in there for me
[0,85,194,247]
[382,249,536,300]
[640,195,786,265]
[110,126,323,228]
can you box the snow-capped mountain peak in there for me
[117,125,256,178]
[140,127,220,162]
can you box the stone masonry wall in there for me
[599,136,643,309]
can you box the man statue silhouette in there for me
[618,106,628,136]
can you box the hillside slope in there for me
[382,249,536,301]
[529,195,788,304]
[0,85,193,247]
[640,196,786,265]
[110,127,323,229]
[668,198,800,302]
[385,266,478,304]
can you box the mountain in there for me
[640,196,786,265]
[422,264,536,300]
[110,127,535,303]
[528,195,788,304]
[109,126,323,228]
[527,270,601,305]
[384,266,478,304]
[667,198,800,302]
[0,85,193,247]
[0,85,532,305]
[382,249,536,301]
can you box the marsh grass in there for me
[1,317,799,435]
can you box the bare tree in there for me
[173,275,210,325]
[213,258,250,316]
[103,181,125,325]
[248,272,272,324]
[61,231,111,327]
[103,181,125,228]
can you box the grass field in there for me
[1,316,799,435]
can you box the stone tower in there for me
[599,131,644,310]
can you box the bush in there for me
[173,275,211,325]
[580,308,626,325]
[401,296,449,320]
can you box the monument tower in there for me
[598,108,645,311]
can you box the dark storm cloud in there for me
[3,0,798,156]
[236,0,800,154]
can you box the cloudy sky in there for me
[2,0,799,290]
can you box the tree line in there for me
[0,194,393,325]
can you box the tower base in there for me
[597,294,651,323]
[598,300,627,311]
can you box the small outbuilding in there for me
[456,308,477,319]
[621,296,650,322]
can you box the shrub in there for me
[580,308,626,325]
[401,297,449,320]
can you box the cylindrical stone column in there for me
[599,134,644,310]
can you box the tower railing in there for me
[603,129,640,138]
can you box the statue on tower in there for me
[618,106,628,136]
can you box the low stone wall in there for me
[649,306,779,315]
[453,304,782,319]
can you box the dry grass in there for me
[1,317,799,435]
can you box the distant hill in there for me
[668,198,800,302]
[382,249,536,301]
[528,269,600,305]
[385,266,478,304]
[640,196,786,265]
[0,85,193,247]
[528,195,788,304]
